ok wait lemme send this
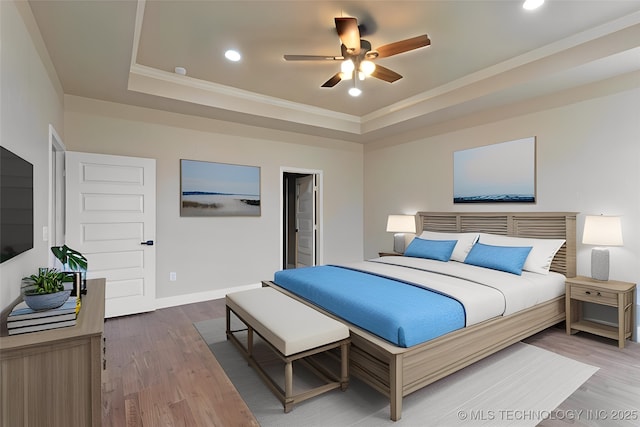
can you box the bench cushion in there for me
[226,287,349,356]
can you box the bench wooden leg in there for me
[247,327,254,366]
[340,341,349,391]
[284,360,293,413]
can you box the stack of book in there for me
[7,297,79,335]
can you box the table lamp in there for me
[386,215,416,254]
[582,215,623,281]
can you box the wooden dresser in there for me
[0,278,105,427]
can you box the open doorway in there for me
[282,169,321,270]
[48,125,66,266]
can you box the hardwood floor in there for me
[102,298,639,426]
[525,327,640,426]
[102,298,258,427]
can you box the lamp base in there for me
[591,247,609,281]
[393,233,406,254]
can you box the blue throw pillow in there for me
[464,243,533,275]
[404,238,457,261]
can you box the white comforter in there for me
[340,256,566,326]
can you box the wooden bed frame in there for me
[265,211,577,421]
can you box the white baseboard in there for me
[154,282,261,310]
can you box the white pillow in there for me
[478,233,565,275]
[418,231,479,262]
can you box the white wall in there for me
[364,81,639,280]
[63,96,364,305]
[364,78,640,338]
[0,1,64,309]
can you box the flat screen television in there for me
[1,146,34,263]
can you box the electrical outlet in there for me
[169,272,177,281]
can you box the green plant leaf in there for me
[22,268,66,294]
[51,245,88,271]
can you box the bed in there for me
[264,211,577,421]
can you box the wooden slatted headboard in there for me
[416,212,577,277]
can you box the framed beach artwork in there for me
[453,136,536,204]
[180,159,261,216]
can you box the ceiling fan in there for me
[284,17,430,93]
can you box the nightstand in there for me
[565,275,636,348]
[378,251,403,257]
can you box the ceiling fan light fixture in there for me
[283,15,427,89]
[360,60,376,76]
[349,77,361,97]
[523,0,544,10]
[341,59,355,74]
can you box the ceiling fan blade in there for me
[321,72,343,88]
[370,65,402,83]
[374,34,431,58]
[335,17,361,54]
[284,55,344,61]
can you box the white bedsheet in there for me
[339,256,565,326]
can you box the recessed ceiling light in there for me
[348,87,362,97]
[523,0,544,10]
[225,50,241,62]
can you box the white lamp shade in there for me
[341,59,355,74]
[582,215,623,246]
[360,60,376,76]
[386,215,416,233]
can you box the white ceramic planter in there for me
[23,290,71,311]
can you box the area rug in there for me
[194,317,598,426]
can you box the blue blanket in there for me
[273,265,465,347]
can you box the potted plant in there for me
[51,245,88,295]
[51,245,88,272]
[21,268,72,311]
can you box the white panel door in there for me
[65,152,156,318]
[296,174,316,267]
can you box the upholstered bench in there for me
[225,286,350,412]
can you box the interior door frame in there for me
[48,124,66,267]
[280,167,323,269]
